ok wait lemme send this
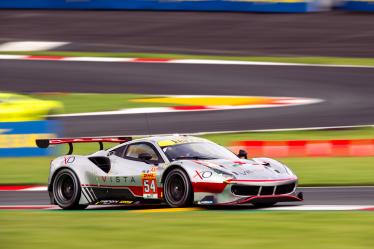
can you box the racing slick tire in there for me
[52,168,88,210]
[164,168,193,208]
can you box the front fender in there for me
[166,160,230,184]
[252,157,297,177]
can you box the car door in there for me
[104,142,164,200]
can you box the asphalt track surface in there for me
[1,59,374,136]
[1,187,374,206]
[1,10,374,57]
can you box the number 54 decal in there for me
[142,173,158,199]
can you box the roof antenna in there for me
[145,112,151,136]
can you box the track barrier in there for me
[231,139,374,157]
[342,0,374,11]
[0,121,60,157]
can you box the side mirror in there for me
[138,152,153,162]
[237,149,248,159]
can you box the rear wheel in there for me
[52,169,88,210]
[164,168,193,207]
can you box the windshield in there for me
[162,142,238,161]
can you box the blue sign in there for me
[343,1,374,11]
[0,0,322,13]
[0,121,61,157]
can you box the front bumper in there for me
[221,192,303,205]
[194,178,303,205]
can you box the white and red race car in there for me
[36,135,303,210]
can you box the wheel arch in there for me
[161,164,191,184]
[48,166,79,192]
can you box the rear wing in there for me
[36,137,132,155]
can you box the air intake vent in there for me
[275,183,295,195]
[231,185,260,196]
[89,156,111,173]
[260,186,274,195]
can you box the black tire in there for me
[164,168,193,208]
[52,169,88,210]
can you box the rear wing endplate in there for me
[36,137,132,155]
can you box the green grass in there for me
[281,157,374,186]
[2,50,374,66]
[1,211,374,249]
[30,93,182,114]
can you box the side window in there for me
[124,143,160,163]
[110,145,127,158]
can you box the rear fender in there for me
[49,155,96,205]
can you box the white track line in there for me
[261,205,374,211]
[47,96,323,117]
[188,124,374,136]
[0,41,69,51]
[0,205,373,211]
[22,186,48,191]
[0,54,373,69]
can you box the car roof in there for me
[131,135,211,146]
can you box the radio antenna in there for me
[145,112,151,136]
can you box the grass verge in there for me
[1,127,373,185]
[1,211,373,249]
[2,51,374,67]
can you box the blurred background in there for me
[0,1,374,249]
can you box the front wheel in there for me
[52,169,87,210]
[164,168,193,208]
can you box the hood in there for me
[192,158,295,181]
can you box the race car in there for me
[36,135,303,210]
[0,92,63,122]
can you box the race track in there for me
[1,59,374,136]
[1,10,374,57]
[2,187,374,207]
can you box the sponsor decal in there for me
[100,176,136,184]
[142,166,159,174]
[198,195,215,205]
[193,160,221,169]
[142,173,158,199]
[232,160,247,167]
[63,156,75,164]
[193,170,213,180]
[95,200,134,205]
[234,170,252,176]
